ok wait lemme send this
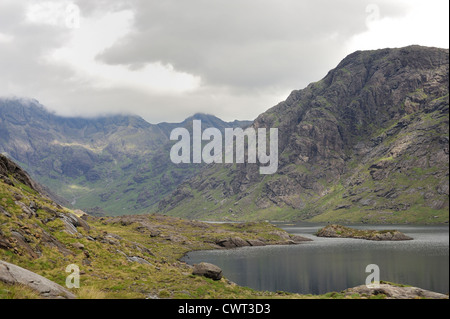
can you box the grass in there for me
[0,282,41,299]
[1,176,318,299]
[0,177,442,299]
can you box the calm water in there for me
[182,223,449,294]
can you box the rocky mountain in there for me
[0,99,250,215]
[159,46,449,224]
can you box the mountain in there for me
[157,112,252,137]
[158,46,449,224]
[0,99,250,215]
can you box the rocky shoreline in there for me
[343,282,448,299]
[315,224,413,241]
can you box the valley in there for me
[1,46,448,224]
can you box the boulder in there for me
[192,262,223,281]
[0,260,76,299]
[215,237,250,248]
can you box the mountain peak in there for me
[159,46,449,223]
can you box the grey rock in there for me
[29,201,38,212]
[127,256,152,265]
[216,237,250,248]
[59,212,91,235]
[0,260,76,299]
[15,201,36,218]
[60,214,78,235]
[192,262,223,281]
[343,283,448,299]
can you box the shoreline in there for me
[178,222,448,299]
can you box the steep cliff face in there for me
[159,46,449,223]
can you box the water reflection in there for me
[183,224,449,294]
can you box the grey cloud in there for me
[95,0,407,90]
[73,0,132,16]
[0,2,74,86]
[0,0,423,123]
[28,83,279,124]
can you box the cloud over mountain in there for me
[0,0,448,123]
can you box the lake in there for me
[182,223,449,295]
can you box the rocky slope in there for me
[159,46,449,224]
[1,154,311,299]
[0,100,250,215]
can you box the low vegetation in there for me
[0,155,444,299]
[0,172,316,299]
[315,224,413,241]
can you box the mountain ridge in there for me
[158,45,449,224]
[1,45,448,223]
[0,99,251,215]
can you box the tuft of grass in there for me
[76,286,108,299]
[0,282,42,299]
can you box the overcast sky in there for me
[0,0,448,123]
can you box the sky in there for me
[0,0,448,123]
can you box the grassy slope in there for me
[1,177,444,299]
[0,176,334,299]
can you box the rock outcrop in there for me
[159,46,449,223]
[215,232,312,248]
[343,283,448,299]
[0,260,76,299]
[316,224,413,241]
[0,154,40,193]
